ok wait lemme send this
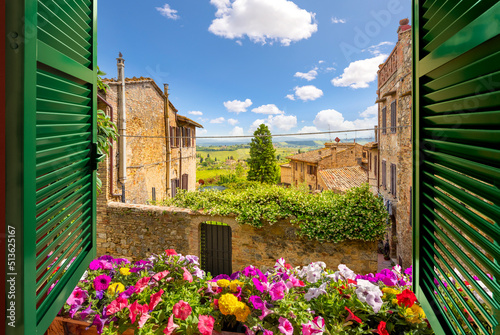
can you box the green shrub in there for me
[161,183,388,243]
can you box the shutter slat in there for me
[35,176,91,215]
[423,128,500,147]
[419,2,500,75]
[37,85,92,105]
[423,139,500,166]
[36,158,90,189]
[39,0,90,41]
[423,90,500,114]
[37,98,91,114]
[423,110,500,127]
[37,70,91,96]
[36,186,90,228]
[35,166,89,201]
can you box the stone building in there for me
[281,142,365,190]
[362,141,379,195]
[371,19,413,267]
[99,54,203,204]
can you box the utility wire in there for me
[122,125,411,140]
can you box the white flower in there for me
[301,262,326,283]
[355,279,383,313]
[329,264,357,282]
[80,270,88,281]
[304,283,327,301]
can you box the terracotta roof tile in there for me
[319,166,367,192]
[286,148,331,163]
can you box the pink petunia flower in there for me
[106,297,128,315]
[67,287,87,306]
[163,314,180,335]
[269,281,287,301]
[182,267,193,283]
[198,315,215,335]
[278,317,293,335]
[252,277,269,293]
[138,313,151,328]
[134,277,151,293]
[149,289,164,311]
[263,330,273,335]
[172,300,192,320]
[94,275,111,291]
[153,270,170,282]
[129,300,149,324]
[302,316,325,335]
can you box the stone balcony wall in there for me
[97,202,378,274]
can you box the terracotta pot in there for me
[46,317,241,335]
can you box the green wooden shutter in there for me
[413,1,500,334]
[5,0,98,334]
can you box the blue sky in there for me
[98,0,411,141]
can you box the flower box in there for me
[46,317,240,335]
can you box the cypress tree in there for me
[247,124,278,183]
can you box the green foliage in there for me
[247,124,278,184]
[97,66,110,92]
[97,109,118,155]
[162,183,388,243]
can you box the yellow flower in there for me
[119,267,131,276]
[382,287,401,295]
[107,282,125,295]
[392,298,399,305]
[229,280,244,292]
[217,279,231,288]
[405,304,426,323]
[219,293,240,315]
[234,304,251,322]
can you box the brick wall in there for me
[97,202,378,274]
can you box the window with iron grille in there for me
[390,163,396,197]
[391,100,397,133]
[382,107,387,134]
[382,160,386,189]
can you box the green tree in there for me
[247,124,278,183]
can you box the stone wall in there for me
[97,202,378,274]
[376,25,413,268]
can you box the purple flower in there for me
[91,314,107,334]
[96,290,104,300]
[94,274,111,291]
[111,258,130,265]
[434,278,440,286]
[80,303,93,320]
[99,255,114,262]
[404,266,412,276]
[213,274,231,281]
[377,269,398,286]
[269,281,287,301]
[119,285,136,299]
[185,255,199,265]
[243,266,258,277]
[67,287,87,306]
[69,304,82,318]
[230,271,241,280]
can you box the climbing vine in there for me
[161,183,388,243]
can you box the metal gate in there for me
[200,222,232,277]
[413,1,500,334]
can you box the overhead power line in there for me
[122,125,411,140]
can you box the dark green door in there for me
[5,0,98,333]
[413,1,500,334]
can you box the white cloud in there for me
[210,117,226,124]
[293,85,323,101]
[197,128,208,135]
[325,67,336,72]
[235,40,243,46]
[209,0,317,46]
[285,94,295,101]
[227,118,239,126]
[156,4,179,20]
[312,108,377,138]
[297,125,328,139]
[223,98,253,113]
[294,68,318,81]
[188,111,203,116]
[252,104,284,115]
[249,114,297,132]
[359,105,378,118]
[229,126,244,136]
[331,17,346,24]
[363,41,394,56]
[331,54,387,89]
[318,60,324,64]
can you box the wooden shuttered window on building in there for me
[5,0,99,333]
[175,127,180,147]
[374,155,377,177]
[382,160,386,189]
[390,163,396,197]
[170,126,174,147]
[390,101,397,133]
[413,1,500,333]
[382,107,387,134]
[181,173,188,190]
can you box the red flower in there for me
[337,287,343,295]
[106,297,128,315]
[344,307,362,323]
[377,321,389,335]
[284,263,292,270]
[173,300,192,320]
[165,249,177,256]
[135,277,151,293]
[149,289,164,311]
[347,279,357,285]
[396,289,417,308]
[198,315,215,335]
